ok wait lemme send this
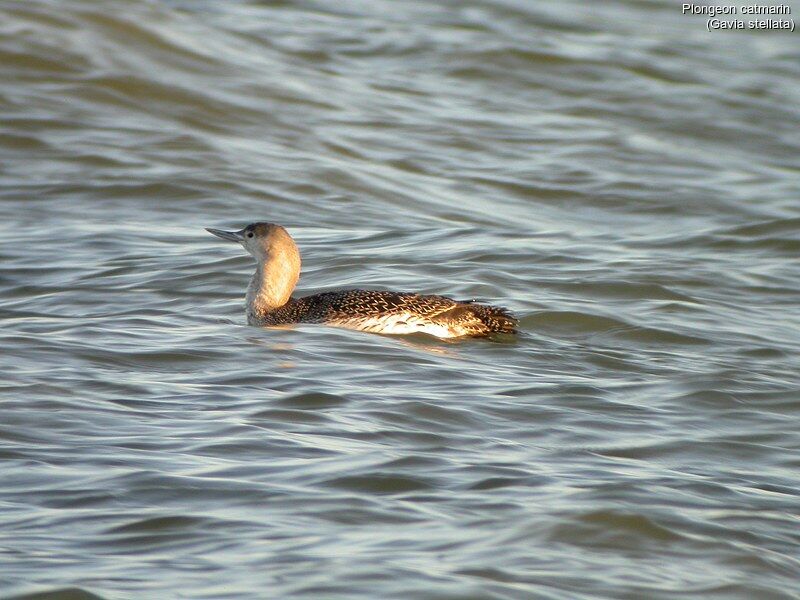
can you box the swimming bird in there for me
[206,222,517,339]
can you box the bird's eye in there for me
[246,232,254,238]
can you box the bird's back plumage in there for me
[252,289,517,338]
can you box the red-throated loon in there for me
[206,222,517,339]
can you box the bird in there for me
[206,222,517,339]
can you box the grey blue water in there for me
[1,1,799,598]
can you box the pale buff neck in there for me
[246,240,301,316]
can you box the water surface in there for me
[1,1,799,598]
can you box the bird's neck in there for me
[246,250,300,316]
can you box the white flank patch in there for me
[329,313,465,338]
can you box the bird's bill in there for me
[205,227,245,243]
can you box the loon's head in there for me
[206,222,300,265]
[207,222,301,308]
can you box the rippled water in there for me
[2,1,800,598]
